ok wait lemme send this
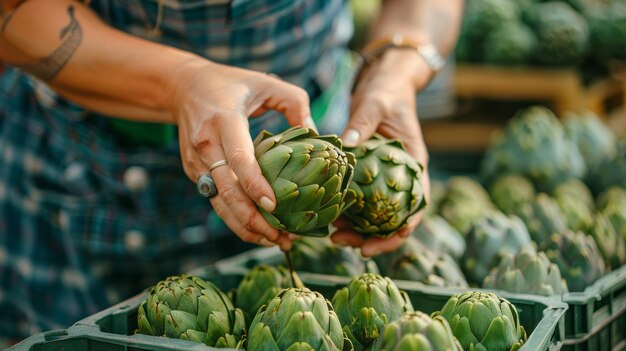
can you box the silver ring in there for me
[197,174,218,198]
[209,159,228,173]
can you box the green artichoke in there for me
[371,311,462,351]
[137,274,245,348]
[564,112,616,171]
[553,191,594,233]
[587,1,626,60]
[412,215,466,261]
[515,193,567,244]
[541,231,606,292]
[343,134,425,237]
[483,246,569,296]
[484,21,537,65]
[463,211,532,285]
[234,265,292,327]
[597,187,626,242]
[488,174,536,215]
[247,287,349,351]
[290,237,378,276]
[552,179,595,210]
[481,106,585,192]
[588,213,626,269]
[597,187,626,210]
[589,141,626,194]
[439,177,494,235]
[435,292,527,351]
[332,273,414,350]
[526,2,589,66]
[253,127,356,237]
[374,237,468,288]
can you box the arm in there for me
[332,0,464,256]
[0,0,316,250]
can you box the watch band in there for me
[352,33,446,92]
[359,33,446,73]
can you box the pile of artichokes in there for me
[138,274,530,351]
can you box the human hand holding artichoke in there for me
[332,134,427,257]
[253,127,356,238]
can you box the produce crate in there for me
[559,265,626,351]
[8,264,565,351]
[216,246,626,350]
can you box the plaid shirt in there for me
[0,0,351,339]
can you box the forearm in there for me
[0,0,201,122]
[368,0,464,90]
[375,0,463,54]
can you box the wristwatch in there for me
[353,33,446,91]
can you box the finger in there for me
[218,114,277,213]
[361,234,407,257]
[330,231,365,247]
[211,164,281,242]
[332,216,354,231]
[210,194,269,245]
[342,96,384,147]
[276,232,293,251]
[252,76,316,131]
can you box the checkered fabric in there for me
[0,0,352,339]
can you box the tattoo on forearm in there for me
[18,5,82,81]
[1,10,17,33]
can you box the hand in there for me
[169,59,315,251]
[331,49,431,257]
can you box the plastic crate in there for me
[217,246,626,350]
[9,264,565,351]
[559,265,626,351]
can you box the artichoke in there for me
[343,135,426,237]
[564,112,616,171]
[488,174,536,215]
[515,193,567,244]
[234,265,292,327]
[290,237,378,276]
[484,21,537,65]
[371,311,462,351]
[374,237,468,288]
[588,213,626,269]
[552,179,595,210]
[247,287,349,351]
[253,127,356,237]
[526,2,589,66]
[597,187,626,210]
[439,177,494,235]
[412,215,466,261]
[587,1,626,60]
[332,273,414,350]
[482,246,569,296]
[463,211,532,285]
[541,231,606,292]
[137,274,245,348]
[589,141,626,193]
[435,292,527,351]
[481,106,585,192]
[552,180,594,232]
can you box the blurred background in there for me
[352,0,626,176]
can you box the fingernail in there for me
[343,129,360,147]
[363,246,382,257]
[260,196,275,212]
[304,116,318,133]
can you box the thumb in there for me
[342,103,381,147]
